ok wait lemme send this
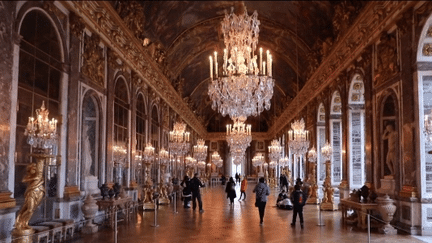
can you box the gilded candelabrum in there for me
[158,164,170,205]
[142,161,155,210]
[13,154,51,243]
[320,141,338,211]
[306,146,319,204]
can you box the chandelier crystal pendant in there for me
[268,139,282,162]
[252,153,265,168]
[169,121,190,156]
[288,118,310,156]
[208,7,274,122]
[193,139,208,162]
[232,155,245,166]
[279,155,290,167]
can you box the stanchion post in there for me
[151,197,159,227]
[114,208,118,243]
[317,198,325,226]
[367,213,371,243]
[174,191,178,214]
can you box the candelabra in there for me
[268,161,277,188]
[132,151,142,187]
[169,121,190,156]
[252,153,265,175]
[306,146,319,204]
[268,139,282,162]
[158,147,170,204]
[320,141,337,211]
[208,6,274,122]
[14,101,59,242]
[142,143,155,210]
[288,118,310,156]
[185,155,196,178]
[113,142,127,184]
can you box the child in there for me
[291,184,307,228]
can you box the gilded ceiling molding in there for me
[267,1,417,138]
[60,1,207,137]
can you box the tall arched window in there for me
[15,10,62,198]
[136,94,146,153]
[316,103,326,188]
[151,105,159,180]
[348,74,366,189]
[114,78,129,144]
[330,91,342,185]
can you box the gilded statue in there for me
[322,184,334,204]
[142,178,154,204]
[14,158,45,231]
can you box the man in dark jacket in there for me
[190,173,205,213]
[291,184,307,228]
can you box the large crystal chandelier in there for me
[185,155,196,168]
[211,151,223,168]
[252,153,265,168]
[288,118,310,156]
[113,141,128,165]
[208,7,274,122]
[25,101,58,149]
[232,155,244,166]
[279,155,290,167]
[193,139,208,162]
[268,139,282,162]
[226,120,252,157]
[169,121,190,156]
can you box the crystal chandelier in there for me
[211,151,223,168]
[425,110,432,144]
[321,141,333,161]
[269,161,276,169]
[279,155,290,167]
[208,7,274,122]
[232,155,244,166]
[169,121,190,156]
[268,139,282,162]
[197,161,206,170]
[185,155,196,168]
[193,139,208,162]
[143,142,155,162]
[288,118,310,156]
[308,146,317,163]
[25,101,58,149]
[252,153,265,168]
[226,119,252,157]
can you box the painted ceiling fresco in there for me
[112,1,365,132]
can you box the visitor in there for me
[226,177,237,205]
[276,190,292,210]
[253,177,270,225]
[235,173,240,183]
[190,173,205,213]
[238,176,247,201]
[291,184,307,228]
[180,175,191,208]
[221,175,227,185]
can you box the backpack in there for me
[293,190,305,206]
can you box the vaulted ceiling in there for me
[112,1,365,133]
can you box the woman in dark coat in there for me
[226,177,237,205]
[181,175,192,208]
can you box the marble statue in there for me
[382,124,396,176]
[82,126,92,177]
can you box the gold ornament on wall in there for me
[374,33,399,86]
[82,34,105,87]
[423,43,432,56]
[426,26,432,37]
[70,13,85,38]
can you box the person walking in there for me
[226,177,237,205]
[253,177,270,225]
[291,184,307,228]
[180,175,191,208]
[239,176,247,201]
[190,173,205,213]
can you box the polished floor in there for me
[78,182,430,243]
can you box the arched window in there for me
[316,103,326,188]
[330,91,342,185]
[114,78,129,144]
[15,10,62,198]
[136,93,146,153]
[348,74,365,189]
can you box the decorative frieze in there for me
[70,12,85,38]
[115,1,145,40]
[374,33,399,87]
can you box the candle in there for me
[223,49,227,75]
[259,48,263,74]
[209,56,213,79]
[269,54,272,77]
[226,125,229,136]
[263,62,266,75]
[214,52,218,78]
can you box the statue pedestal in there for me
[12,228,34,243]
[321,201,338,211]
[143,202,155,210]
[84,176,101,196]
[377,177,395,196]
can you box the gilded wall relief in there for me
[115,1,145,40]
[374,33,399,87]
[423,43,432,56]
[82,34,105,87]
[70,12,84,38]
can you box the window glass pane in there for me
[18,50,34,87]
[34,59,49,96]
[49,69,60,100]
